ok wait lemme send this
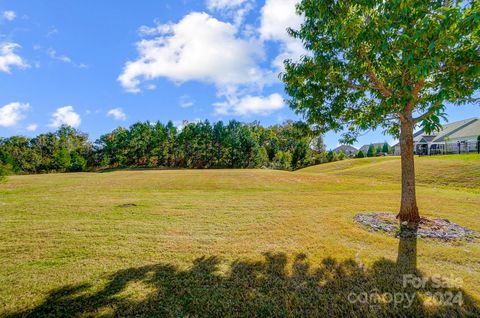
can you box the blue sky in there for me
[0,0,478,149]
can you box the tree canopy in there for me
[0,121,340,175]
[282,0,479,223]
[282,0,479,142]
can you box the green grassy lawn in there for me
[1,154,479,317]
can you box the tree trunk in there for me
[397,113,420,225]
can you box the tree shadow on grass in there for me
[7,238,479,317]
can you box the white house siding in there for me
[393,118,480,156]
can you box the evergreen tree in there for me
[54,148,71,171]
[367,145,375,157]
[382,142,390,154]
[0,120,332,173]
[310,135,326,153]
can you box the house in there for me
[393,118,480,155]
[333,145,358,157]
[359,143,386,154]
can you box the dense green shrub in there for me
[273,151,292,170]
[70,152,87,172]
[367,145,375,157]
[0,163,7,182]
[326,150,339,162]
[382,142,390,154]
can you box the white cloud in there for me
[173,118,202,131]
[0,42,29,73]
[46,48,88,68]
[0,102,30,127]
[138,22,171,37]
[259,0,306,71]
[118,12,270,94]
[1,11,16,21]
[120,6,305,116]
[26,123,38,131]
[206,0,249,10]
[260,0,302,42]
[271,40,306,70]
[49,106,81,128]
[206,0,253,25]
[46,27,58,38]
[179,95,195,108]
[214,93,284,116]
[107,108,127,121]
[47,48,72,63]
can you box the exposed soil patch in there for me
[118,203,138,208]
[354,213,477,241]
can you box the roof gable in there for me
[441,118,480,141]
[432,118,479,142]
[412,118,479,143]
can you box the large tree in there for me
[282,0,479,224]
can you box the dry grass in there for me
[1,154,479,316]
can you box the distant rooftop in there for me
[359,143,387,153]
[413,118,479,143]
[333,145,358,153]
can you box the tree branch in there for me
[360,47,393,98]
[406,79,425,112]
[413,99,442,123]
[348,83,370,91]
[414,110,435,123]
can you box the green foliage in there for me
[312,152,328,165]
[273,151,292,170]
[54,148,71,171]
[258,147,269,167]
[367,145,375,157]
[326,150,338,162]
[0,126,92,174]
[282,1,479,142]
[0,121,329,173]
[356,151,365,159]
[70,152,87,172]
[291,141,310,170]
[382,142,390,154]
[0,163,7,182]
[338,150,346,161]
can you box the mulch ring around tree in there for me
[354,213,477,242]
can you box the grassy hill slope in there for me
[299,154,480,190]
[1,155,479,316]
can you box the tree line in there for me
[0,120,347,176]
[356,143,391,158]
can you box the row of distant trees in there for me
[355,143,391,158]
[0,120,348,176]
